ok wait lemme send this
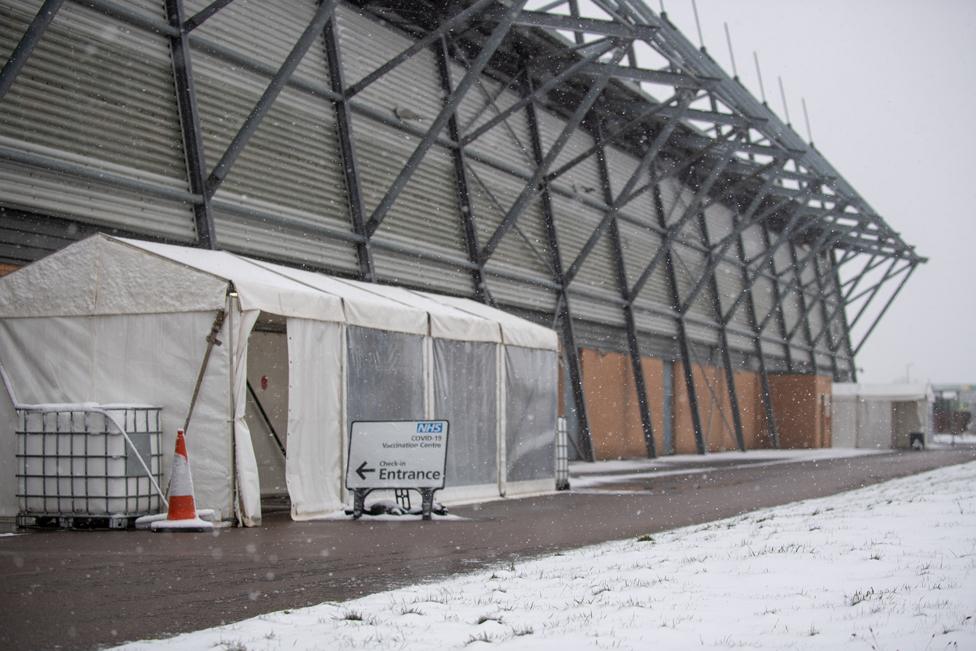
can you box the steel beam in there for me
[809,250,840,378]
[697,208,746,450]
[322,16,374,281]
[205,0,338,197]
[629,151,732,300]
[853,263,917,356]
[848,259,907,329]
[165,0,216,248]
[479,46,626,263]
[614,91,694,206]
[845,262,913,306]
[513,9,658,40]
[731,205,780,447]
[524,77,593,461]
[653,184,706,454]
[680,168,782,314]
[761,224,795,371]
[461,38,618,146]
[831,248,858,380]
[182,0,234,32]
[345,0,497,99]
[437,37,491,303]
[544,92,682,184]
[578,61,715,90]
[754,228,846,334]
[0,0,64,101]
[595,123,657,458]
[788,239,818,371]
[364,0,527,239]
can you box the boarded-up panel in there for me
[768,374,832,448]
[580,348,668,460]
[581,348,644,460]
[672,362,740,454]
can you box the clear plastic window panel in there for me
[433,339,497,487]
[505,347,557,482]
[346,327,425,424]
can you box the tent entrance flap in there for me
[285,318,343,520]
[245,328,288,499]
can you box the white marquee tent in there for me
[832,383,932,450]
[0,235,559,526]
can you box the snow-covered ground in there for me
[933,433,976,445]
[117,461,976,650]
[569,447,886,489]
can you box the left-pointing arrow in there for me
[356,461,376,481]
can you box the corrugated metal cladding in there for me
[336,6,473,294]
[0,212,98,263]
[0,0,195,240]
[0,0,856,383]
[185,0,358,272]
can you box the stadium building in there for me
[0,0,923,464]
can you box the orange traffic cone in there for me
[151,429,213,532]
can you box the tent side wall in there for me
[0,378,17,520]
[855,398,893,448]
[831,398,858,448]
[0,311,235,520]
[503,345,558,495]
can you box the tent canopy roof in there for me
[832,382,932,402]
[0,235,557,350]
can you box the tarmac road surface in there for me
[1,447,973,650]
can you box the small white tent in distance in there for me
[831,383,933,449]
[0,235,559,526]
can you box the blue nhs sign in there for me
[416,421,444,434]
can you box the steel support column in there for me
[809,248,840,379]
[727,198,780,447]
[653,184,706,454]
[788,239,820,373]
[436,37,491,302]
[165,0,216,248]
[762,224,794,371]
[595,123,657,458]
[697,209,746,451]
[322,16,374,280]
[831,249,858,380]
[524,79,593,461]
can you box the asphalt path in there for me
[1,447,973,650]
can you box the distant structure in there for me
[932,384,975,434]
[0,0,924,459]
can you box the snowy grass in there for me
[115,461,976,650]
[569,448,887,489]
[569,447,885,477]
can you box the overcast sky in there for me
[644,0,976,385]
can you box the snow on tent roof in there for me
[0,235,557,349]
[0,234,229,317]
[244,259,428,337]
[832,382,932,402]
[121,238,344,322]
[427,293,558,351]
